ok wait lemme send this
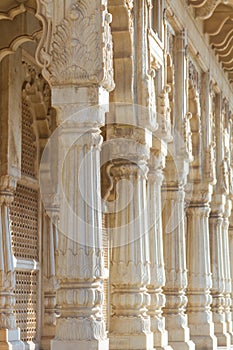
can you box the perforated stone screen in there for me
[14,271,39,343]
[10,184,39,260]
[21,98,36,178]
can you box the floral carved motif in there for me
[37,0,114,90]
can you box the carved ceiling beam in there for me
[210,23,233,47]
[215,36,233,55]
[188,0,208,8]
[219,49,233,63]
[204,8,233,36]
[195,0,221,19]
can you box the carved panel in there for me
[188,59,200,91]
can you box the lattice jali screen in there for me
[10,184,39,260]
[22,98,36,178]
[14,271,39,343]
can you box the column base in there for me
[0,329,25,350]
[187,313,217,350]
[214,332,231,348]
[225,321,233,344]
[190,335,217,350]
[41,325,56,350]
[165,315,195,350]
[151,318,172,349]
[153,329,173,350]
[168,341,195,350]
[51,339,109,350]
[213,318,231,347]
[109,333,154,350]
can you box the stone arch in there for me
[0,1,42,62]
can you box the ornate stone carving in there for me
[204,142,216,183]
[36,0,114,91]
[157,85,172,141]
[183,112,193,162]
[22,59,52,146]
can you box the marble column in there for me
[36,0,114,348]
[209,94,231,347]
[147,138,172,350]
[0,177,24,350]
[41,210,59,350]
[229,211,233,339]
[49,100,109,350]
[222,199,233,342]
[105,126,153,350]
[162,158,194,350]
[209,195,231,348]
[185,71,217,350]
[186,184,217,350]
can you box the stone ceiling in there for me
[189,0,233,84]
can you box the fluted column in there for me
[0,177,24,350]
[185,70,217,350]
[162,158,194,350]
[229,212,233,337]
[105,126,153,350]
[49,118,108,350]
[36,0,114,348]
[209,196,231,348]
[186,184,217,350]
[209,94,231,347]
[147,139,172,350]
[41,210,59,350]
[222,199,233,341]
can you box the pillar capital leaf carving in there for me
[36,0,114,91]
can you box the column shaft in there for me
[147,144,172,350]
[209,199,231,348]
[222,199,233,341]
[0,186,24,350]
[51,126,108,350]
[186,199,217,350]
[162,176,194,350]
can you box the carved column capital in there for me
[36,0,114,91]
[186,182,213,206]
[0,175,17,205]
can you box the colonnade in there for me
[0,1,233,350]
